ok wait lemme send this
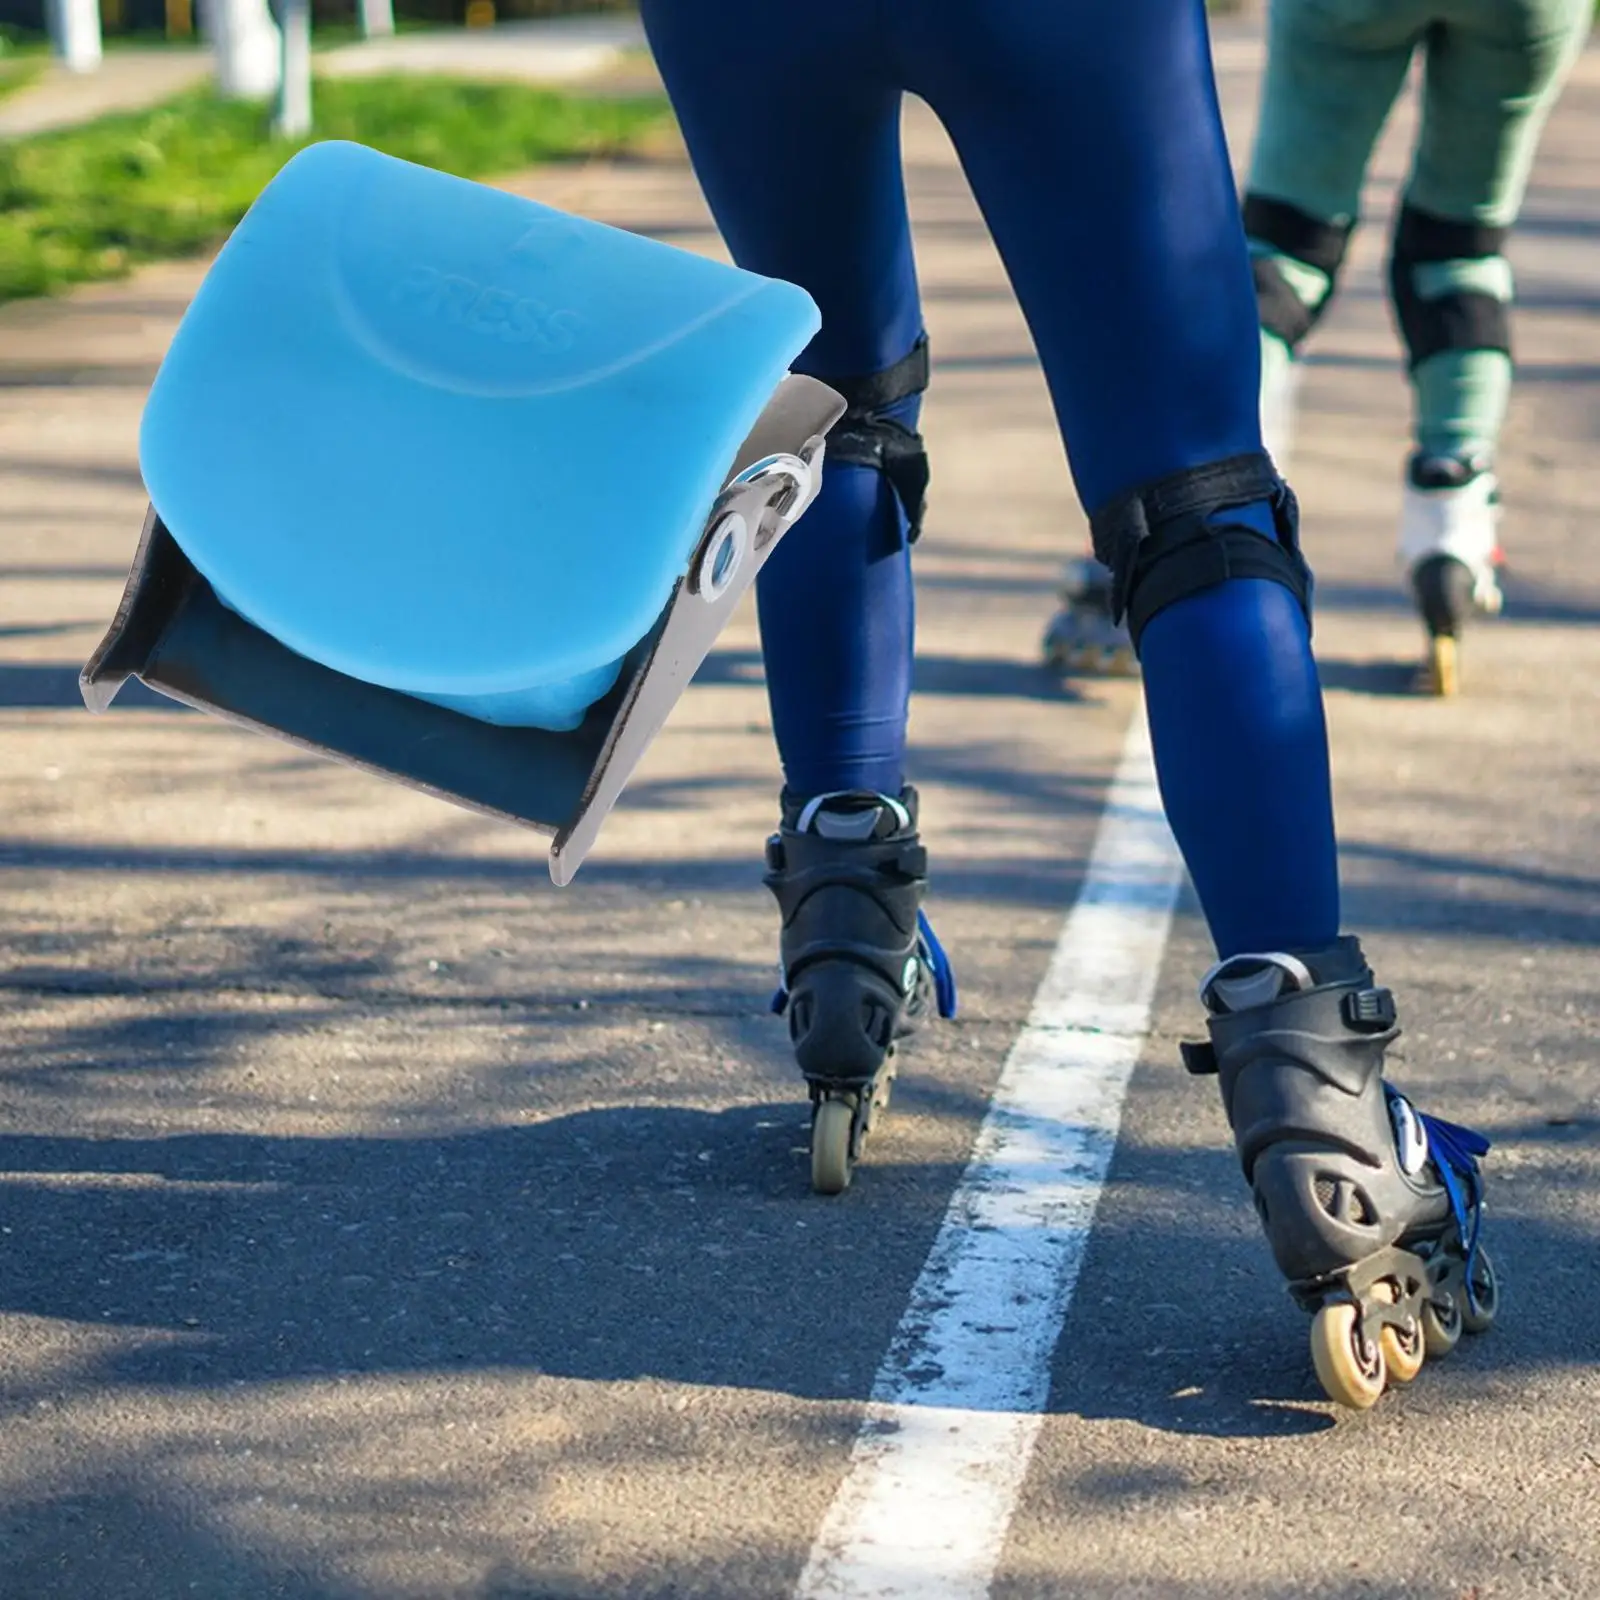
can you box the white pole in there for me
[45,0,103,74]
[211,0,283,100]
[358,0,394,40]
[272,0,312,138]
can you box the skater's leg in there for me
[897,0,1493,1395]
[1399,0,1590,460]
[643,2,953,1189]
[641,0,920,799]
[1243,0,1421,468]
[910,0,1337,959]
[1388,0,1589,689]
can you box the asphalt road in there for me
[0,23,1596,1600]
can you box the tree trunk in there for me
[45,0,103,74]
[273,0,312,138]
[359,0,394,40]
[210,0,283,100]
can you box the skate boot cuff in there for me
[1180,936,1390,1079]
[777,785,920,840]
[1198,935,1370,1013]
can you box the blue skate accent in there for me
[917,909,959,1020]
[1413,1101,1493,1317]
[138,140,821,731]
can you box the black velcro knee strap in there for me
[826,336,929,414]
[1242,194,1354,280]
[1392,203,1508,266]
[1389,202,1512,369]
[1087,452,1312,654]
[1243,195,1353,351]
[822,335,932,541]
[1394,289,1511,368]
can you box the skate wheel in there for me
[1420,1296,1463,1359]
[1459,1247,1499,1335]
[811,1097,855,1196]
[1421,635,1460,698]
[1379,1317,1425,1384]
[1310,1302,1387,1410]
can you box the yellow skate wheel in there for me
[1420,1296,1463,1359]
[811,1098,855,1196]
[1460,1248,1499,1335]
[1380,1318,1425,1384]
[1310,1302,1387,1410]
[1423,635,1460,697]
[1370,1279,1424,1383]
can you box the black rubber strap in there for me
[821,336,933,540]
[1088,452,1312,653]
[1392,201,1508,266]
[1242,193,1353,279]
[1389,203,1512,368]
[826,419,930,540]
[1392,287,1511,368]
[824,335,931,414]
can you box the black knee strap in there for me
[1389,203,1511,369]
[1088,452,1311,654]
[1243,194,1353,350]
[822,336,932,541]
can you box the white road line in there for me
[794,711,1186,1600]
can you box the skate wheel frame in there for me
[1305,1240,1496,1408]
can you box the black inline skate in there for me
[1400,453,1505,697]
[1042,554,1138,678]
[1184,936,1496,1408]
[764,786,956,1194]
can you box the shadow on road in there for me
[693,646,1087,704]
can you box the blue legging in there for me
[641,0,1341,959]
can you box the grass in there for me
[0,52,44,104]
[0,73,670,302]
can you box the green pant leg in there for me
[1245,1,1429,466]
[1249,0,1428,224]
[1399,0,1591,459]
[1413,0,1591,224]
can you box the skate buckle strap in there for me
[1343,986,1397,1032]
